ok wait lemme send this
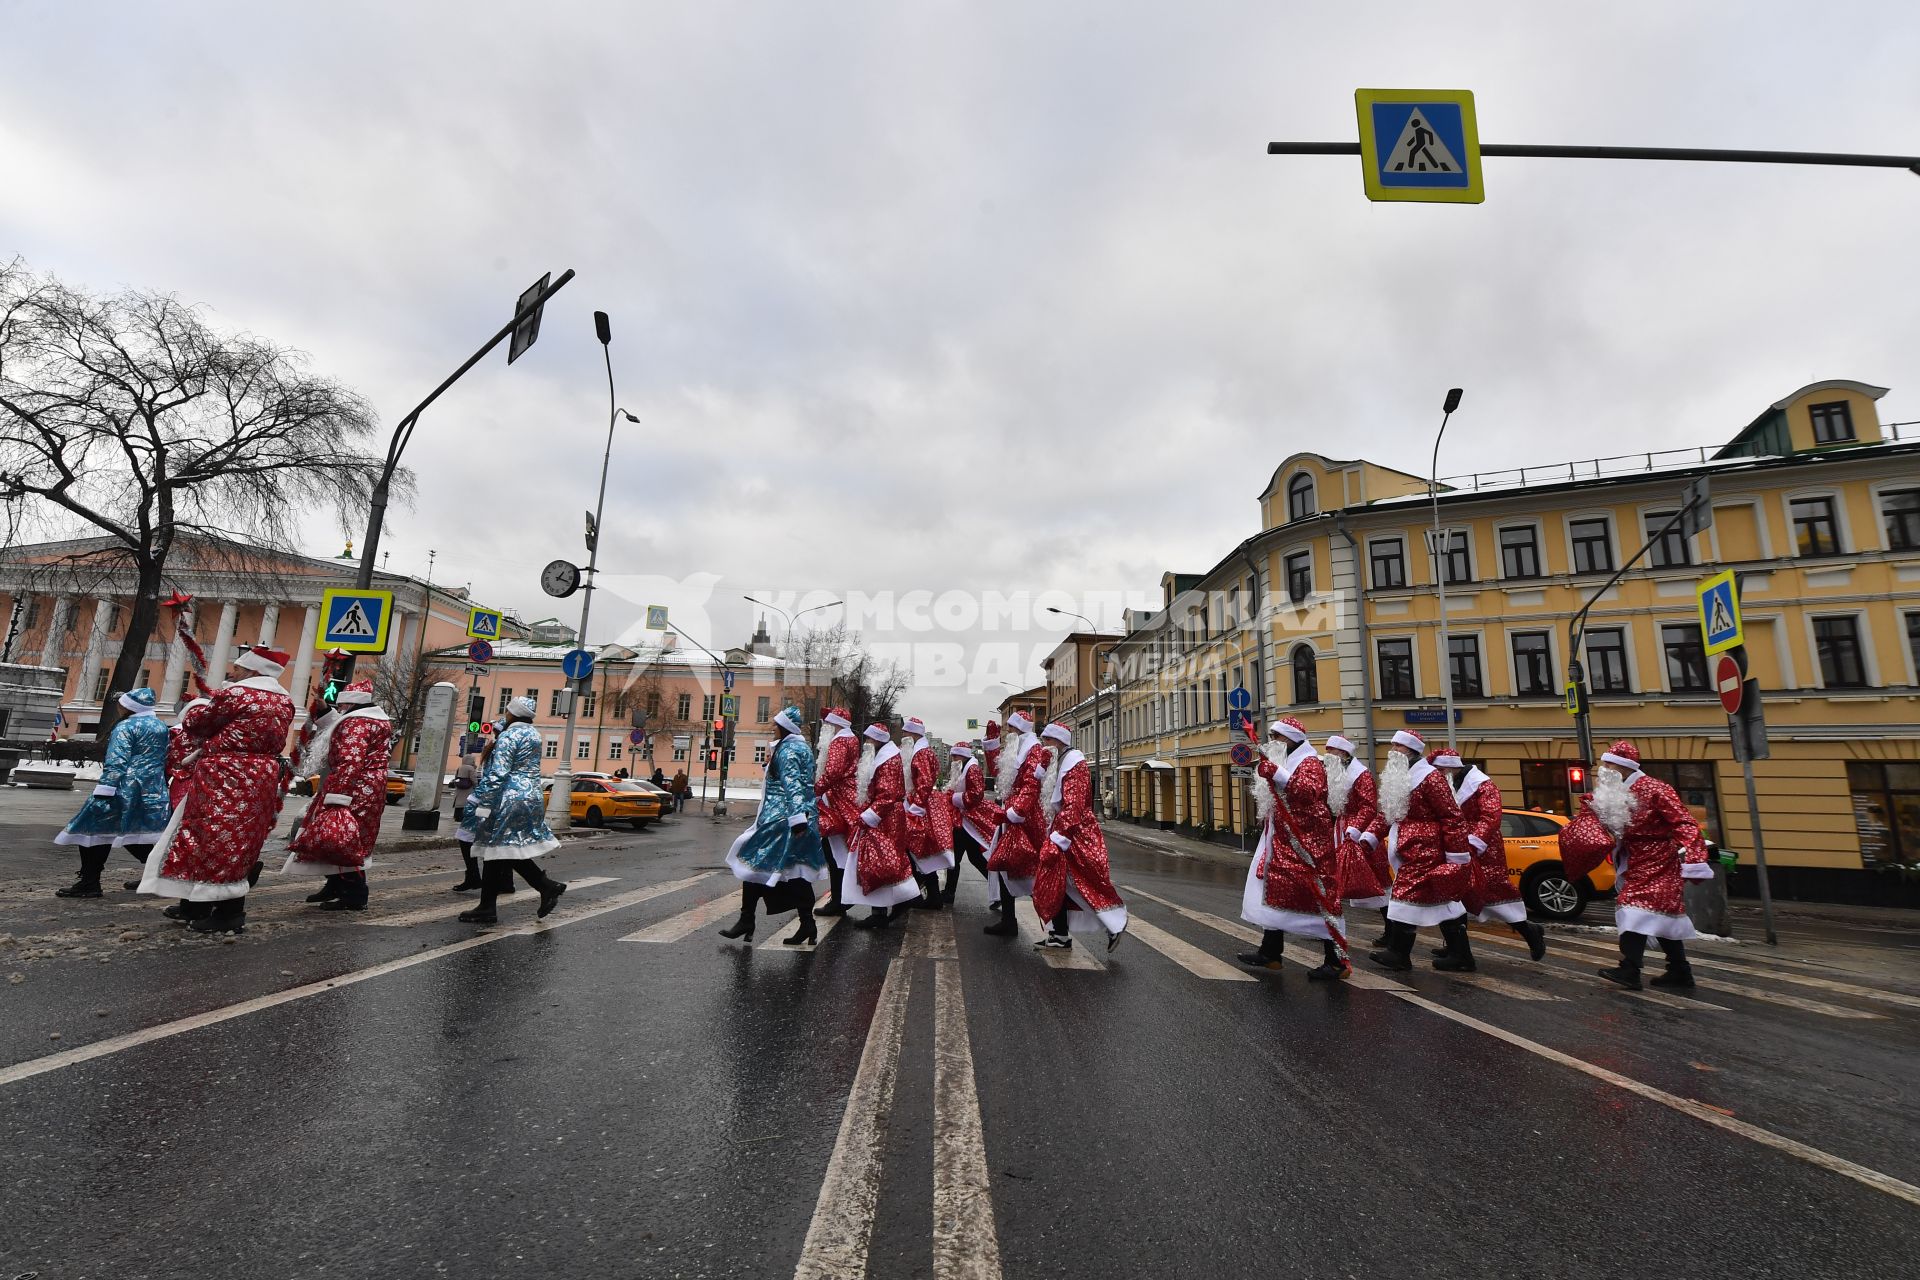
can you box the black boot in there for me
[451,843,482,892]
[1599,931,1647,989]
[307,874,343,905]
[942,865,961,904]
[1237,929,1286,970]
[122,844,151,891]
[460,862,507,924]
[982,887,1018,936]
[1368,920,1415,972]
[518,861,566,919]
[784,885,819,946]
[57,847,110,898]
[816,860,848,916]
[1368,906,1392,950]
[719,884,760,940]
[1515,918,1547,962]
[319,871,368,912]
[912,872,943,909]
[1308,938,1351,981]
[164,900,210,923]
[1649,937,1695,988]
[1433,918,1476,971]
[189,898,246,934]
[856,905,896,929]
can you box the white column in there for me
[386,610,418,677]
[288,605,320,705]
[258,603,280,650]
[77,597,114,703]
[39,596,69,668]
[160,617,190,711]
[207,601,239,680]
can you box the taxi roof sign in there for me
[1697,570,1744,656]
[317,588,393,654]
[1356,88,1485,204]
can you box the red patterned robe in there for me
[1335,762,1390,907]
[1455,768,1526,924]
[1035,752,1128,935]
[904,739,954,874]
[986,740,1050,899]
[1241,742,1343,942]
[814,729,861,868]
[1559,771,1710,940]
[848,744,920,907]
[165,699,211,807]
[1385,759,1472,926]
[141,677,294,903]
[949,756,999,849]
[285,709,391,876]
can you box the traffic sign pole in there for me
[1737,753,1778,947]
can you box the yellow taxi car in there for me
[545,775,665,829]
[385,771,410,804]
[1500,807,1616,921]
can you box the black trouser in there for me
[826,855,846,909]
[943,830,990,898]
[458,840,480,883]
[1619,930,1691,978]
[478,859,557,911]
[329,870,369,906]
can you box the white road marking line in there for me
[1688,977,1885,1020]
[1538,932,1920,1012]
[1464,932,1753,1013]
[0,872,720,1089]
[931,915,1002,1280]
[793,959,912,1280]
[363,876,617,927]
[1013,898,1104,970]
[759,894,843,951]
[1392,989,1920,1211]
[1128,916,1258,983]
[1127,885,1404,990]
[619,888,747,943]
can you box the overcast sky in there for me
[4,2,1916,737]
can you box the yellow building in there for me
[1113,380,1920,905]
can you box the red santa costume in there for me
[139,645,296,934]
[813,707,860,915]
[848,722,923,922]
[1033,722,1127,950]
[982,711,1048,936]
[166,697,213,806]
[1239,717,1347,978]
[938,740,996,902]
[1559,741,1711,989]
[283,678,390,910]
[1367,731,1476,972]
[979,722,1002,791]
[1324,734,1388,910]
[900,716,955,884]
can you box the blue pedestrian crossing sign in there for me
[1355,88,1484,204]
[466,607,503,641]
[316,588,393,654]
[1696,570,1744,656]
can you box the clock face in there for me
[541,559,581,599]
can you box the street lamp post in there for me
[1044,608,1119,812]
[1429,388,1464,752]
[742,595,844,722]
[546,311,635,828]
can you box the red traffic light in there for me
[712,718,726,733]
[1566,764,1587,790]
[706,749,720,768]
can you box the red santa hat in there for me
[233,644,291,676]
[1429,746,1463,768]
[335,678,375,706]
[823,707,852,729]
[951,740,973,757]
[1324,733,1356,756]
[1041,721,1072,746]
[1007,710,1034,734]
[902,716,928,737]
[1269,716,1308,744]
[1391,729,1425,754]
[982,721,1001,744]
[1600,740,1641,771]
[863,723,892,744]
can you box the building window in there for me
[24,598,42,629]
[497,688,514,714]
[64,605,80,635]
[543,737,559,759]
[701,694,716,721]
[1248,659,1261,708]
[580,692,596,718]
[673,745,687,762]
[576,737,591,759]
[1286,472,1315,522]
[1285,551,1312,602]
[1813,615,1868,688]
[1908,613,1920,683]
[1448,635,1483,698]
[1585,628,1631,694]
[1377,638,1414,699]
[1429,529,1470,585]
[1661,624,1709,692]
[1499,525,1541,580]
[1641,761,1724,845]
[754,742,769,765]
[609,740,623,760]
[1511,630,1554,697]
[1569,517,1614,574]
[676,692,691,721]
[91,669,110,703]
[646,691,661,719]
[1881,489,1920,551]
[1791,495,1842,557]
[1809,401,1855,445]
[1291,644,1318,704]
[1644,511,1691,569]
[1847,762,1920,867]
[1370,538,1406,589]
[756,696,771,723]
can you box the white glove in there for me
[1050,832,1070,851]
[904,803,926,818]
[1359,831,1379,848]
[1681,861,1714,880]
[90,783,118,797]
[1445,851,1472,865]
[1006,809,1025,825]
[860,808,880,828]
[1343,826,1362,842]
[474,806,492,821]
[323,792,352,807]
[788,813,808,829]
[1467,834,1487,853]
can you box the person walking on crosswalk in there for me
[847,722,923,927]
[283,678,389,912]
[1032,722,1127,952]
[457,696,567,926]
[1434,749,1547,962]
[1367,732,1475,973]
[1237,717,1347,979]
[938,740,995,903]
[900,717,953,910]
[812,707,860,916]
[1323,734,1390,929]
[54,687,172,900]
[982,711,1046,938]
[720,705,828,944]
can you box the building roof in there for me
[431,638,789,669]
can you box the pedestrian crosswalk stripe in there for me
[1462,931,1732,1010]
[758,894,843,951]
[620,889,745,943]
[1435,970,1565,1002]
[363,876,618,927]
[1012,899,1105,970]
[1534,932,1919,1012]
[1689,976,1884,1020]
[930,915,1003,1280]
[1128,916,1258,983]
[1124,884,1408,991]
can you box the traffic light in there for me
[322,678,343,705]
[712,717,726,737]
[706,748,720,769]
[467,692,487,734]
[1567,764,1587,791]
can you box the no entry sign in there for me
[1716,654,1744,715]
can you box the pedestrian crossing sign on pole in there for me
[1355,88,1485,204]
[317,588,394,654]
[466,607,503,640]
[1696,570,1744,656]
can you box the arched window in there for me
[1287,472,1316,522]
[1291,643,1318,704]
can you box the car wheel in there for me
[584,806,605,828]
[1522,863,1588,921]
[631,818,650,831]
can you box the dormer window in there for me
[1286,472,1316,522]
[1809,401,1855,445]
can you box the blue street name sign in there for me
[1403,708,1463,725]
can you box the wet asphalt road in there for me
[2,810,1918,1279]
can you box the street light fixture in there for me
[1429,388,1463,752]
[742,595,844,721]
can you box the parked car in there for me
[385,770,412,804]
[1500,808,1616,921]
[541,775,664,828]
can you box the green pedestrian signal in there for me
[322,679,343,704]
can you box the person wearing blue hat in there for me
[54,687,172,899]
[720,704,829,944]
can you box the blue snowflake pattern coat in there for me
[461,721,559,860]
[725,732,828,885]
[56,712,172,848]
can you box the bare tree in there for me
[792,623,909,730]
[0,259,392,733]
[373,653,461,768]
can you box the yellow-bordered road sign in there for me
[1696,570,1744,656]
[467,607,503,640]
[1355,88,1485,204]
[317,588,394,653]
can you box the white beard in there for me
[946,760,967,794]
[814,725,836,784]
[1250,767,1275,826]
[993,735,1028,803]
[1323,753,1352,819]
[901,735,918,780]
[855,741,878,806]
[296,711,344,780]
[1590,766,1638,837]
[1038,747,1064,823]
[1378,751,1413,825]
[1262,740,1287,767]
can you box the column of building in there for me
[38,596,71,669]
[76,596,114,705]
